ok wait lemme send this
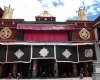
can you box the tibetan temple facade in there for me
[0,6,100,79]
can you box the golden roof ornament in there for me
[76,7,87,20]
[2,5,14,19]
[38,10,53,17]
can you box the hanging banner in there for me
[7,45,31,63]
[78,45,97,62]
[0,45,6,63]
[56,46,78,62]
[32,45,54,59]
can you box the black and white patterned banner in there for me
[78,45,97,62]
[32,45,54,59]
[56,46,78,62]
[7,45,31,63]
[0,45,6,63]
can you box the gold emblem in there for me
[84,22,86,26]
[44,18,47,20]
[43,10,49,16]
[0,27,12,39]
[74,23,77,26]
[39,10,52,17]
[39,18,40,20]
[79,28,90,40]
[12,21,15,25]
[2,21,4,25]
[44,10,48,14]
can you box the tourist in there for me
[28,68,31,78]
[8,73,12,79]
[48,73,52,78]
[42,71,46,77]
[17,73,21,79]
[80,67,84,79]
[62,72,67,78]
[69,72,72,77]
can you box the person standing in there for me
[80,67,84,79]
[17,73,21,79]
[28,68,31,78]
[8,73,12,79]
[42,71,46,77]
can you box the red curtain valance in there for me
[24,31,68,41]
[17,25,74,30]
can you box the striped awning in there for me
[17,25,74,30]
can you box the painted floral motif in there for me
[39,47,49,57]
[14,49,24,59]
[84,49,93,57]
[62,49,71,59]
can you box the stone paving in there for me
[0,77,92,80]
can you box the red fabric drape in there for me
[24,31,68,41]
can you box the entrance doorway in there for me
[0,63,12,78]
[77,62,93,77]
[17,63,30,78]
[58,63,72,77]
[0,63,30,78]
[37,59,53,77]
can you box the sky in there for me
[0,0,100,22]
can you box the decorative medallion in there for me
[39,47,49,57]
[84,49,93,57]
[14,49,24,59]
[0,27,12,39]
[62,49,71,59]
[79,28,90,40]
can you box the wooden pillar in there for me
[12,63,17,78]
[54,60,58,77]
[72,63,77,77]
[32,60,37,78]
[83,62,89,76]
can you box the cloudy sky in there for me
[0,0,100,22]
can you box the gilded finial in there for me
[39,10,53,17]
[76,7,87,20]
[2,5,14,19]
